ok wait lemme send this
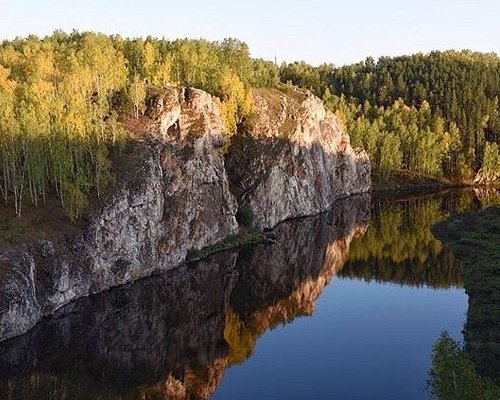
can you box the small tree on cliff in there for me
[217,70,253,133]
[478,141,500,182]
[129,74,146,119]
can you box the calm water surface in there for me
[214,280,466,400]
[0,189,496,400]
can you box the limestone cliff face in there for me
[0,86,370,342]
[0,196,370,400]
[226,87,371,229]
[0,88,238,342]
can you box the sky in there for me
[1,0,499,66]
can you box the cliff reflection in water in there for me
[0,195,369,400]
[0,191,473,400]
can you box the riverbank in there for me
[0,190,469,400]
[432,206,500,384]
[371,171,468,195]
[186,229,267,262]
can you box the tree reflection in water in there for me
[0,189,496,400]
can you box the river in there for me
[0,189,496,400]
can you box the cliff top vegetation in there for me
[0,31,499,222]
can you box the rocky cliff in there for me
[0,196,370,400]
[0,87,238,342]
[0,86,370,342]
[226,87,371,229]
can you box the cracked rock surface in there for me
[0,87,370,341]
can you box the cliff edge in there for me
[0,86,370,341]
[226,87,370,228]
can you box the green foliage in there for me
[433,206,500,382]
[128,74,146,118]
[286,51,500,181]
[236,203,255,228]
[216,70,254,133]
[279,61,333,97]
[186,230,265,261]
[478,141,500,182]
[250,59,280,88]
[0,32,127,219]
[61,181,88,221]
[0,33,262,219]
[482,142,500,173]
[330,51,500,168]
[327,95,452,179]
[376,132,402,178]
[428,332,489,400]
[2,32,499,220]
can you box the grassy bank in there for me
[186,230,266,262]
[0,198,83,251]
[372,171,469,195]
[432,206,500,385]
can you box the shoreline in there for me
[432,206,500,384]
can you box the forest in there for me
[0,31,499,219]
[281,52,500,182]
[0,31,267,219]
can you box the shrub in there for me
[236,203,254,227]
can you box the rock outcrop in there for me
[0,86,371,342]
[474,168,500,184]
[226,87,371,229]
[0,196,370,400]
[0,88,238,342]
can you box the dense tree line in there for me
[0,31,275,218]
[1,32,499,219]
[280,51,500,181]
[0,32,126,219]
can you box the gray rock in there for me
[0,86,371,342]
[226,87,371,229]
[0,88,238,342]
[0,195,369,399]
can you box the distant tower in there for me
[274,54,277,66]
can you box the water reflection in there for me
[0,195,369,400]
[0,251,237,400]
[0,190,492,400]
[342,191,478,288]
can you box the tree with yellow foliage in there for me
[217,70,254,133]
[129,74,146,119]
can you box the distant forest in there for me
[281,52,500,182]
[0,31,499,218]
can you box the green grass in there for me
[3,223,27,245]
[0,215,46,248]
[0,198,81,251]
[186,229,266,262]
